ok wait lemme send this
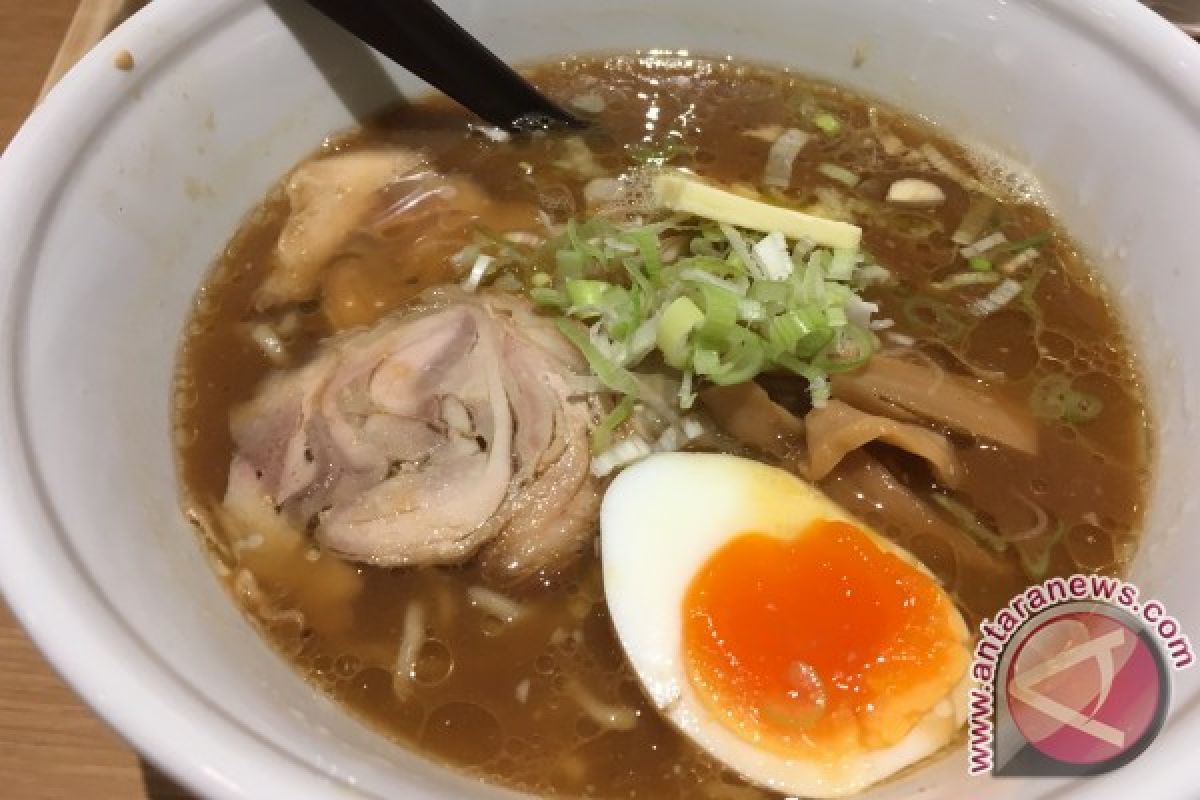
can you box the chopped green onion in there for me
[626,227,664,280]
[476,196,884,415]
[960,232,1008,259]
[776,356,831,407]
[782,309,834,359]
[902,295,970,342]
[794,331,835,360]
[737,297,767,321]
[679,369,696,409]
[703,328,766,385]
[566,279,614,308]
[792,237,817,261]
[951,195,997,246]
[824,306,848,327]
[767,308,824,355]
[1019,259,1050,315]
[474,226,534,263]
[919,143,983,191]
[969,277,1022,317]
[826,248,858,281]
[603,236,639,254]
[565,218,602,265]
[816,163,860,187]
[461,254,495,292]
[624,316,658,364]
[931,494,1009,553]
[812,326,875,373]
[719,222,759,278]
[854,264,892,288]
[751,231,793,280]
[656,296,704,369]
[554,320,641,397]
[998,248,1038,276]
[687,260,734,285]
[692,347,720,376]
[967,256,993,272]
[694,283,741,343]
[1001,232,1049,253]
[813,112,841,136]
[620,252,655,298]
[764,128,811,189]
[749,279,792,307]
[530,287,567,308]
[590,435,653,477]
[591,395,635,453]
[556,249,585,278]
[807,371,831,407]
[1015,523,1065,580]
[1030,374,1104,423]
[798,251,829,306]
[611,293,643,341]
[929,271,1001,291]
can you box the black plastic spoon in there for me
[298,0,585,132]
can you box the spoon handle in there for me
[299,0,584,131]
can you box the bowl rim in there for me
[0,0,1198,798]
[0,5,369,798]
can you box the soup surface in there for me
[175,54,1150,797]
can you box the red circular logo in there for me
[1005,610,1164,766]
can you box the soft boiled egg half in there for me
[601,453,971,797]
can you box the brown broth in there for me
[174,55,1150,798]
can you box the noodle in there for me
[466,586,524,624]
[392,603,427,698]
[565,678,639,731]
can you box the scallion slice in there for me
[656,296,704,369]
[817,163,860,187]
[1030,374,1104,423]
[555,320,641,397]
[694,283,741,343]
[929,271,1001,291]
[477,191,882,415]
[751,231,793,280]
[592,395,636,453]
[932,494,1009,552]
[565,278,614,308]
[813,112,842,136]
[952,195,998,246]
[1001,232,1049,253]
[530,287,568,308]
[813,325,875,372]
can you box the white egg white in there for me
[600,452,970,798]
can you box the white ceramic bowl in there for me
[1,0,1198,797]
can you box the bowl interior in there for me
[1,0,1199,798]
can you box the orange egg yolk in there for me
[682,520,967,756]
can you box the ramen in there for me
[174,54,1149,798]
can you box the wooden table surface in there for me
[0,2,189,797]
